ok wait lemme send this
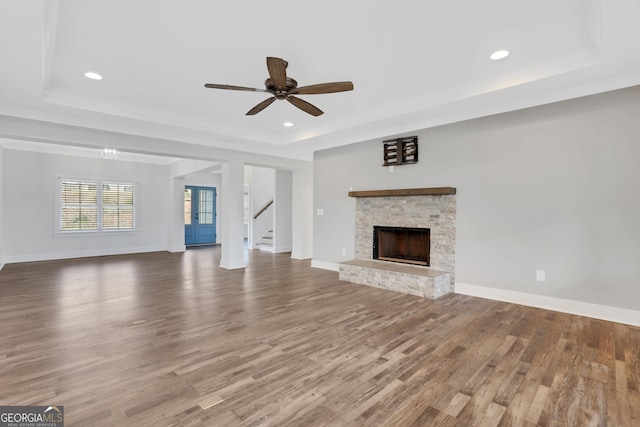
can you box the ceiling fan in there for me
[204,57,353,117]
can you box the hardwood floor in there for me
[1,247,639,426]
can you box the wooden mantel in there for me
[348,187,456,198]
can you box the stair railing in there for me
[253,199,273,220]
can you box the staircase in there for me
[256,230,274,252]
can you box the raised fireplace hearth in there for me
[339,187,456,300]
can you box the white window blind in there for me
[60,181,98,230]
[59,178,136,232]
[102,183,135,229]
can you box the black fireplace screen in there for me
[373,226,430,266]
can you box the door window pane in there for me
[198,189,214,225]
[184,189,192,225]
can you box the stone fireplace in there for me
[339,187,456,299]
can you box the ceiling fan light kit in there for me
[490,50,509,60]
[205,57,354,116]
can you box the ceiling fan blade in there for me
[266,57,287,89]
[204,83,266,92]
[287,96,324,116]
[290,81,354,95]
[246,97,276,115]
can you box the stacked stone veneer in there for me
[340,259,452,299]
[339,193,456,299]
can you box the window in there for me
[199,189,214,224]
[60,181,98,230]
[58,178,136,232]
[102,183,135,229]
[243,185,249,225]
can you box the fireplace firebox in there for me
[373,226,430,266]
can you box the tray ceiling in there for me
[2,1,640,160]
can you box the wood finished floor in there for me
[1,247,639,426]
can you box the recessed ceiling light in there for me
[85,71,103,80]
[283,122,294,127]
[490,50,509,60]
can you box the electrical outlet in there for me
[389,166,394,173]
[341,249,347,256]
[536,270,546,282]
[316,208,324,216]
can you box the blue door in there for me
[184,186,217,245]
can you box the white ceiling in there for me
[2,1,640,161]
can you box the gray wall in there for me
[313,86,640,311]
[2,149,170,262]
[274,169,292,253]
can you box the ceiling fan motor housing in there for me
[266,77,298,99]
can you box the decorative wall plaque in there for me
[382,136,418,166]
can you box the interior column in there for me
[167,176,186,252]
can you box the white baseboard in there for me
[273,246,292,254]
[291,251,312,260]
[310,259,340,272]
[219,258,246,270]
[168,245,186,253]
[3,245,168,264]
[456,282,640,327]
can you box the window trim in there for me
[56,176,139,235]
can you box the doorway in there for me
[184,186,217,245]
